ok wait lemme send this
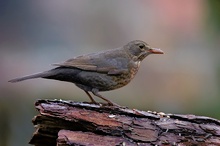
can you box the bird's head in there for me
[125,40,164,61]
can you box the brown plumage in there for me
[9,40,163,105]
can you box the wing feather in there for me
[53,48,130,75]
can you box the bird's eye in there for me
[139,44,145,49]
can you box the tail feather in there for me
[8,67,80,83]
[8,72,49,83]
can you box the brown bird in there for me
[9,40,163,105]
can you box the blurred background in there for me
[1,0,220,145]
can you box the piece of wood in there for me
[29,99,220,146]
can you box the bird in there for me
[9,40,164,106]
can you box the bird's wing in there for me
[53,49,130,75]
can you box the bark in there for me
[29,99,220,146]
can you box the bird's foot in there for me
[104,101,122,107]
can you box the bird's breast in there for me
[128,60,140,78]
[109,61,140,90]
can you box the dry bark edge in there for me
[29,99,220,146]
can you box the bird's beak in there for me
[148,48,164,54]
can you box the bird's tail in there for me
[8,71,51,83]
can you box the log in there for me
[29,99,220,146]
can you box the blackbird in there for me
[9,40,163,105]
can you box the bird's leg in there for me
[91,89,119,106]
[84,91,97,104]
